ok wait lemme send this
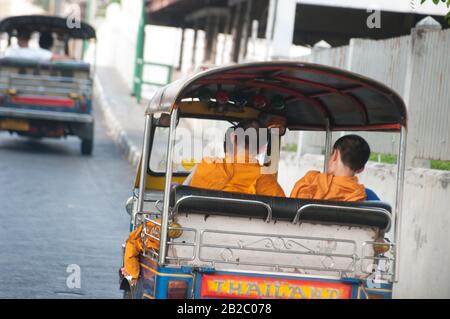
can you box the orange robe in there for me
[123,220,160,279]
[290,170,366,201]
[123,158,285,279]
[190,157,285,197]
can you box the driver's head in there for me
[39,32,54,50]
[16,28,31,47]
[224,119,267,160]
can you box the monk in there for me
[184,119,285,197]
[122,120,285,280]
[290,135,371,201]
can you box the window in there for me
[148,118,230,175]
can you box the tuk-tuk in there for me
[0,15,96,155]
[120,61,407,299]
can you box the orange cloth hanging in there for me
[123,220,160,279]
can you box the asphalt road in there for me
[0,109,135,298]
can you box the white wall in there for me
[96,1,141,91]
[278,153,450,298]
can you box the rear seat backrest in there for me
[170,186,392,232]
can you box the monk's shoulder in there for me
[303,170,321,181]
[257,173,278,183]
[256,174,286,197]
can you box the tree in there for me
[420,0,450,24]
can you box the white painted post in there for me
[270,0,297,60]
[295,131,304,160]
[264,0,276,60]
[402,16,442,168]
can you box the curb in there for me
[94,74,141,167]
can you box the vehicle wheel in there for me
[123,289,133,299]
[81,139,93,155]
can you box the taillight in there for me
[167,280,188,299]
[373,239,391,255]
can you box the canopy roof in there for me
[147,62,407,132]
[146,0,448,47]
[0,15,96,39]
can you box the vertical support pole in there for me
[249,19,259,59]
[393,126,407,282]
[324,120,332,172]
[177,28,185,71]
[133,0,146,103]
[345,38,355,71]
[50,0,63,16]
[159,108,179,265]
[204,14,214,63]
[230,1,243,62]
[295,131,304,160]
[264,0,276,60]
[221,10,232,65]
[136,114,153,227]
[82,0,94,60]
[210,14,221,64]
[271,0,296,59]
[239,0,253,62]
[191,20,199,68]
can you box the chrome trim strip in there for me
[0,107,93,123]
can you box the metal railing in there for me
[198,229,358,275]
[133,61,174,103]
[137,195,396,281]
[361,241,395,278]
[136,212,198,263]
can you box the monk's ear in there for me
[331,149,338,161]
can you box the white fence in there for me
[293,26,450,167]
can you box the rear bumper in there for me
[0,107,93,124]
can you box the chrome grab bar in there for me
[292,204,392,232]
[173,195,273,223]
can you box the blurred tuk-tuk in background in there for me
[120,61,407,299]
[0,15,96,155]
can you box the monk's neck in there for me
[328,164,355,178]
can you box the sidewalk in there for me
[94,67,145,167]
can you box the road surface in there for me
[0,109,134,298]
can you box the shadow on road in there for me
[0,135,80,157]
